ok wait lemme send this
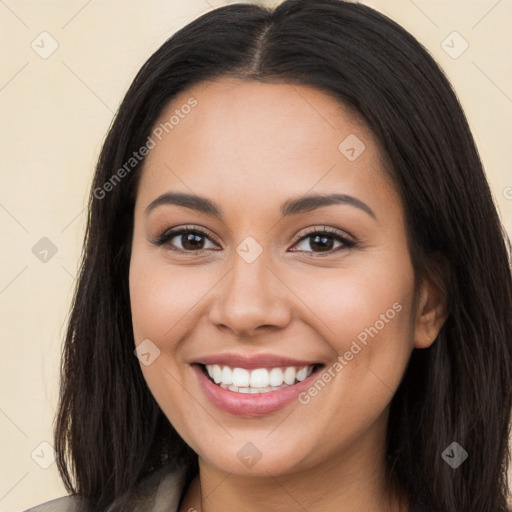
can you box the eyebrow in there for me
[145,191,376,220]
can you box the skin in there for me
[128,77,447,512]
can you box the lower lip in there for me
[192,364,321,417]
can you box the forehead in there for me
[135,77,398,216]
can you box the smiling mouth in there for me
[197,363,324,394]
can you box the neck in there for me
[183,425,409,512]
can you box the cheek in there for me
[290,271,414,443]
[288,256,414,351]
[288,253,416,418]
[128,252,207,432]
[129,252,213,344]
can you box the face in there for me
[129,77,433,478]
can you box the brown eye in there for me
[289,227,355,255]
[152,227,219,253]
[175,231,207,251]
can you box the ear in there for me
[413,254,450,349]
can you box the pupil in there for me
[311,234,332,252]
[183,233,203,250]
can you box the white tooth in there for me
[283,367,296,385]
[232,368,250,387]
[212,364,222,384]
[206,364,215,380]
[207,364,315,389]
[296,366,309,382]
[221,366,233,385]
[238,387,251,393]
[250,368,270,388]
[269,368,284,386]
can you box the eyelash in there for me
[151,225,356,257]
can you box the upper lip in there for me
[193,353,322,369]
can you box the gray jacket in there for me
[23,464,188,512]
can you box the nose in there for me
[208,249,292,339]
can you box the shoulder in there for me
[22,463,189,512]
[22,495,81,512]
[131,462,190,511]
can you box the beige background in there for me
[0,1,510,510]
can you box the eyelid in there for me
[290,225,355,246]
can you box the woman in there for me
[25,0,512,511]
